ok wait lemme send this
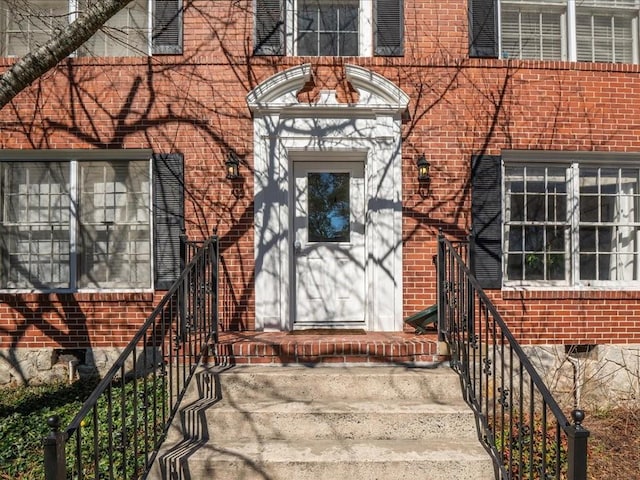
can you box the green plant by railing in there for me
[1,380,98,480]
[494,412,569,480]
[65,375,167,479]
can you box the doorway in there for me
[292,161,366,327]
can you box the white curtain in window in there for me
[78,161,151,289]
[612,171,639,280]
[0,162,70,288]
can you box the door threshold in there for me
[288,328,367,335]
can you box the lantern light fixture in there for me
[416,154,430,182]
[225,151,240,179]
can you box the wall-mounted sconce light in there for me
[225,151,240,179]
[416,154,431,183]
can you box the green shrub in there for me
[0,380,98,480]
[0,376,166,480]
[494,412,568,480]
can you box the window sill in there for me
[501,287,640,301]
[469,57,640,74]
[0,290,156,302]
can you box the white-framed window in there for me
[499,0,640,63]
[0,158,152,290]
[296,0,360,56]
[0,0,182,57]
[254,0,403,57]
[504,159,640,287]
[77,0,150,57]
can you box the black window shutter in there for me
[153,153,184,290]
[469,0,498,58]
[375,0,404,56]
[254,0,284,55]
[471,154,502,289]
[153,0,183,54]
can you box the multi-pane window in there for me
[501,7,564,60]
[254,0,404,56]
[77,0,149,57]
[78,162,151,289]
[505,165,569,283]
[504,162,640,286]
[499,0,640,63]
[0,0,69,57]
[576,10,634,63]
[0,0,181,57]
[0,160,151,290]
[297,0,359,56]
[579,167,640,282]
[0,163,71,288]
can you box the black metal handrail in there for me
[437,232,589,480]
[43,236,219,480]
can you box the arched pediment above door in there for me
[247,64,409,116]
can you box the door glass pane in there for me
[308,172,350,242]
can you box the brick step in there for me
[207,331,443,365]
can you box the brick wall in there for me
[1,0,640,351]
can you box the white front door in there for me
[292,161,366,327]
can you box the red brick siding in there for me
[0,1,640,347]
[0,293,159,349]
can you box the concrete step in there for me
[153,439,495,480]
[150,365,494,480]
[165,399,479,443]
[185,364,465,403]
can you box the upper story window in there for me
[297,0,359,56]
[0,0,182,58]
[470,0,640,64]
[254,0,403,57]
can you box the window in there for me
[470,0,640,64]
[297,0,359,56]
[254,0,403,56]
[578,166,640,282]
[501,6,565,60]
[77,0,150,57]
[576,8,635,63]
[0,152,184,291]
[0,159,151,290]
[505,161,640,286]
[504,165,570,284]
[0,0,182,57]
[472,153,640,289]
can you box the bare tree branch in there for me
[0,0,133,110]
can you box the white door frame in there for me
[248,64,409,332]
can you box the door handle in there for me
[294,240,302,255]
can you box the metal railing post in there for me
[43,415,66,480]
[437,230,446,342]
[567,409,590,480]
